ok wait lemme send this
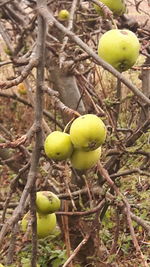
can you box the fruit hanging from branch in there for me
[94,0,126,16]
[36,191,60,214]
[98,29,140,72]
[44,131,73,161]
[21,212,56,239]
[71,147,101,170]
[69,114,107,151]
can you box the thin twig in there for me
[56,199,106,216]
[0,91,63,129]
[2,162,30,223]
[97,162,149,267]
[62,233,90,267]
[39,6,150,106]
[0,57,38,90]
[59,0,78,68]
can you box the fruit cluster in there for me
[21,191,60,239]
[44,114,107,170]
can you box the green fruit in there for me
[71,147,101,170]
[94,0,126,16]
[58,9,70,21]
[98,29,140,72]
[0,264,5,267]
[44,131,73,160]
[36,191,60,214]
[70,114,106,151]
[21,212,56,239]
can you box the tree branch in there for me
[39,5,150,106]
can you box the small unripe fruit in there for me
[21,212,56,239]
[44,131,73,161]
[70,114,106,151]
[17,83,27,95]
[98,29,140,72]
[94,0,126,16]
[58,9,70,21]
[36,191,60,214]
[71,147,101,170]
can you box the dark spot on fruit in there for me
[48,195,52,202]
[122,47,126,50]
[56,152,60,155]
[120,30,128,35]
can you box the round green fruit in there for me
[58,9,70,21]
[44,131,73,160]
[71,147,101,170]
[98,29,140,72]
[21,212,56,239]
[69,114,106,151]
[94,0,126,16]
[36,191,60,214]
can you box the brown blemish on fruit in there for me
[120,30,128,35]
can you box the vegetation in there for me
[0,0,149,266]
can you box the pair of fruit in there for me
[44,114,107,170]
[58,1,126,21]
[22,191,60,239]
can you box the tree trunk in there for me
[47,58,86,122]
[139,57,150,123]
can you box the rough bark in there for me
[139,57,150,123]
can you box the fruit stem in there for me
[63,117,75,133]
[111,19,118,29]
